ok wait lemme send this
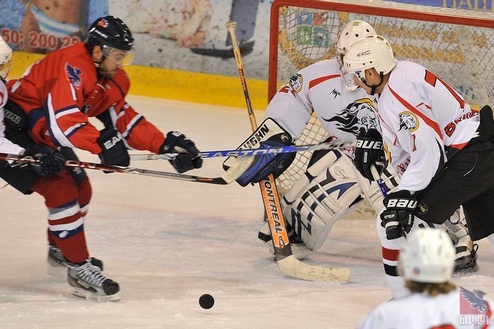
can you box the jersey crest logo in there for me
[398,111,419,132]
[322,98,378,135]
[65,63,82,89]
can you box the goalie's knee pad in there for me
[282,151,363,251]
[223,118,296,187]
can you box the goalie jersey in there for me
[7,42,166,155]
[265,58,380,144]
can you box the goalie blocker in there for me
[223,118,296,186]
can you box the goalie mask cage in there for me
[269,0,494,192]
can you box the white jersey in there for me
[358,288,494,329]
[0,80,24,155]
[265,58,379,144]
[378,60,479,193]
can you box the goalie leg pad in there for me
[223,118,296,186]
[358,163,400,213]
[283,151,363,251]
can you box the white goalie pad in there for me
[357,164,400,213]
[283,151,363,251]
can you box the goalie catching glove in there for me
[381,190,417,240]
[353,128,386,180]
[223,118,296,187]
[160,131,203,173]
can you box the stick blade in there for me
[277,255,351,283]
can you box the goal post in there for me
[269,0,494,192]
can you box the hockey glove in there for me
[235,139,296,187]
[97,128,130,166]
[161,131,203,173]
[353,129,386,180]
[26,144,67,176]
[381,190,417,240]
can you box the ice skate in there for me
[67,260,120,302]
[48,244,103,273]
[454,242,479,274]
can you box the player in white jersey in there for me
[344,35,494,298]
[0,37,24,155]
[358,227,494,329]
[0,36,65,174]
[227,21,477,273]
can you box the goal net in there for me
[270,0,494,192]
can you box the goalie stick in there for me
[0,153,253,185]
[129,141,355,161]
[226,21,351,283]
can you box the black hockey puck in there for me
[199,294,214,309]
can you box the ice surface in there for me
[1,96,493,328]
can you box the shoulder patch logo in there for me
[398,111,419,132]
[65,63,82,89]
[289,73,303,93]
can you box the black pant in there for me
[416,140,494,240]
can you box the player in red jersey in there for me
[0,16,202,301]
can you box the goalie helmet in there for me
[336,21,376,91]
[86,16,135,52]
[0,36,12,79]
[398,228,455,283]
[336,20,376,56]
[343,35,395,81]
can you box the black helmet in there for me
[86,16,134,51]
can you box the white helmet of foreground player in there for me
[336,20,376,91]
[0,36,12,80]
[344,35,395,94]
[398,228,455,283]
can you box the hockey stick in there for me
[370,165,387,197]
[226,21,351,283]
[0,153,253,185]
[129,141,355,161]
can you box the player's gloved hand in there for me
[160,131,202,173]
[235,140,296,187]
[25,144,66,176]
[381,190,417,240]
[353,129,386,180]
[97,128,130,166]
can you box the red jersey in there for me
[7,42,165,154]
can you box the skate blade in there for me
[71,287,121,302]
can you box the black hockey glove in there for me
[25,144,67,176]
[381,190,417,240]
[235,139,296,187]
[353,129,386,180]
[97,128,130,166]
[161,131,203,173]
